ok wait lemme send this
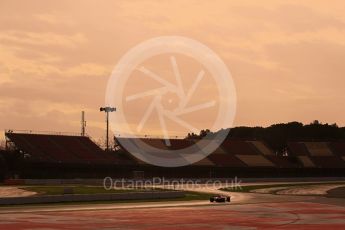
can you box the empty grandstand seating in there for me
[192,157,215,166]
[116,138,208,166]
[6,132,345,170]
[236,155,275,167]
[304,142,333,156]
[298,156,316,167]
[288,141,345,168]
[310,156,345,168]
[249,141,273,155]
[264,155,299,168]
[5,132,128,165]
[329,142,345,156]
[221,140,260,155]
[128,138,196,151]
[208,153,247,167]
[210,140,275,167]
[167,139,196,150]
[287,142,310,156]
[198,140,246,167]
[221,140,276,167]
[140,138,170,150]
[118,138,180,153]
[5,133,56,163]
[248,141,298,167]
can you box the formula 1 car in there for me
[210,195,231,203]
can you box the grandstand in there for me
[248,141,299,168]
[209,140,299,168]
[264,155,300,168]
[2,130,345,179]
[298,156,316,168]
[192,157,215,166]
[138,138,197,151]
[304,142,333,156]
[5,131,129,165]
[0,151,6,181]
[332,142,345,164]
[207,147,247,167]
[287,142,310,156]
[116,138,291,168]
[287,142,345,168]
[249,141,273,155]
[329,142,345,157]
[207,140,268,167]
[233,141,275,167]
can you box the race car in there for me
[210,194,231,203]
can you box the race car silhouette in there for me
[210,195,231,203]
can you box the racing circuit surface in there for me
[1,182,345,229]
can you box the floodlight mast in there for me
[81,111,86,136]
[100,107,116,151]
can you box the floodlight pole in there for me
[100,107,116,151]
[81,111,86,136]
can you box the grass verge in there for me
[21,186,214,202]
[0,191,214,207]
[20,185,146,195]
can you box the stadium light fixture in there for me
[100,107,116,151]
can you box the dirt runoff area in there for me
[252,184,345,196]
[0,187,36,198]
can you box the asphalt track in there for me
[1,182,345,229]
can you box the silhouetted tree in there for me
[199,129,211,138]
[187,121,345,152]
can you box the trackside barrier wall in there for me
[0,191,185,205]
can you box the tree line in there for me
[187,120,345,152]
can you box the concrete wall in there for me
[0,191,185,205]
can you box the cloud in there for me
[34,13,76,27]
[1,0,345,139]
[0,31,87,48]
[66,63,109,77]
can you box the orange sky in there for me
[1,0,345,140]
